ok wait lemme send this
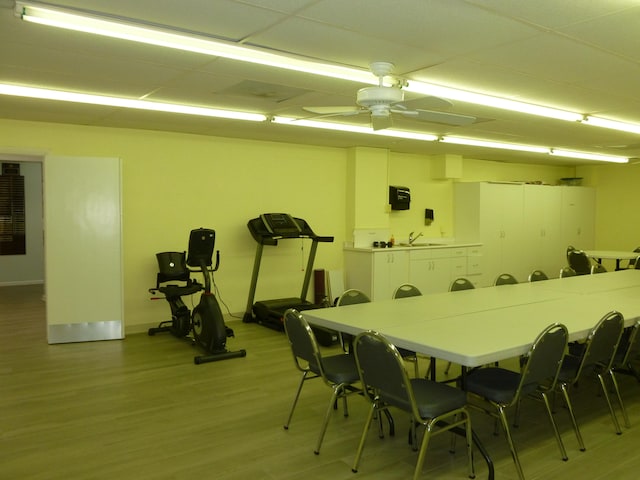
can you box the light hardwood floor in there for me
[2,284,640,479]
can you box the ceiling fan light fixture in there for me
[356,85,403,108]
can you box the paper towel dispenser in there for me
[389,185,410,210]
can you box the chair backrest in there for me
[576,311,625,378]
[336,289,371,306]
[353,330,416,415]
[517,323,568,401]
[628,247,640,268]
[559,266,577,278]
[283,308,323,375]
[494,273,518,286]
[566,245,576,264]
[528,270,549,282]
[567,249,592,275]
[591,263,607,274]
[392,283,422,299]
[449,277,475,292]
[615,320,640,367]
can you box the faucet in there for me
[408,231,424,244]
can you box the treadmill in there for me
[243,213,336,341]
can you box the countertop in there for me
[345,242,482,252]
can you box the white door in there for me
[44,156,123,343]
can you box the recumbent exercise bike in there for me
[148,228,246,364]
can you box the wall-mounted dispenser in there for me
[389,185,410,210]
[425,208,434,226]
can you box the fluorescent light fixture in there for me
[582,116,640,135]
[550,149,628,163]
[440,136,548,153]
[0,83,267,122]
[15,2,376,85]
[405,82,583,122]
[272,117,439,142]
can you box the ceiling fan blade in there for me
[399,108,476,126]
[397,96,453,111]
[371,114,393,131]
[303,106,361,115]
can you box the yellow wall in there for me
[3,117,635,334]
[578,163,640,251]
[1,119,348,332]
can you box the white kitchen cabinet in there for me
[523,185,563,276]
[409,247,468,294]
[560,186,595,250]
[466,245,484,285]
[454,182,595,286]
[455,182,526,285]
[344,248,409,300]
[344,245,480,300]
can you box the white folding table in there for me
[304,270,640,369]
[585,250,639,270]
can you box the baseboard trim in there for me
[0,280,44,287]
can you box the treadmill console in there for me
[248,213,331,245]
[259,213,302,236]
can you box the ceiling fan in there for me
[303,62,477,131]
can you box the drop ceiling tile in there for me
[557,7,640,62]
[245,16,433,72]
[298,0,542,56]
[464,0,640,27]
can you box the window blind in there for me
[0,172,26,255]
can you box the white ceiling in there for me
[3,0,640,165]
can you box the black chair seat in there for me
[314,354,360,385]
[466,368,537,404]
[410,378,467,417]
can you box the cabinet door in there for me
[408,249,433,294]
[479,184,524,283]
[523,185,563,277]
[466,248,484,286]
[561,187,595,250]
[344,250,374,298]
[427,257,454,294]
[373,250,409,300]
[409,247,469,294]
